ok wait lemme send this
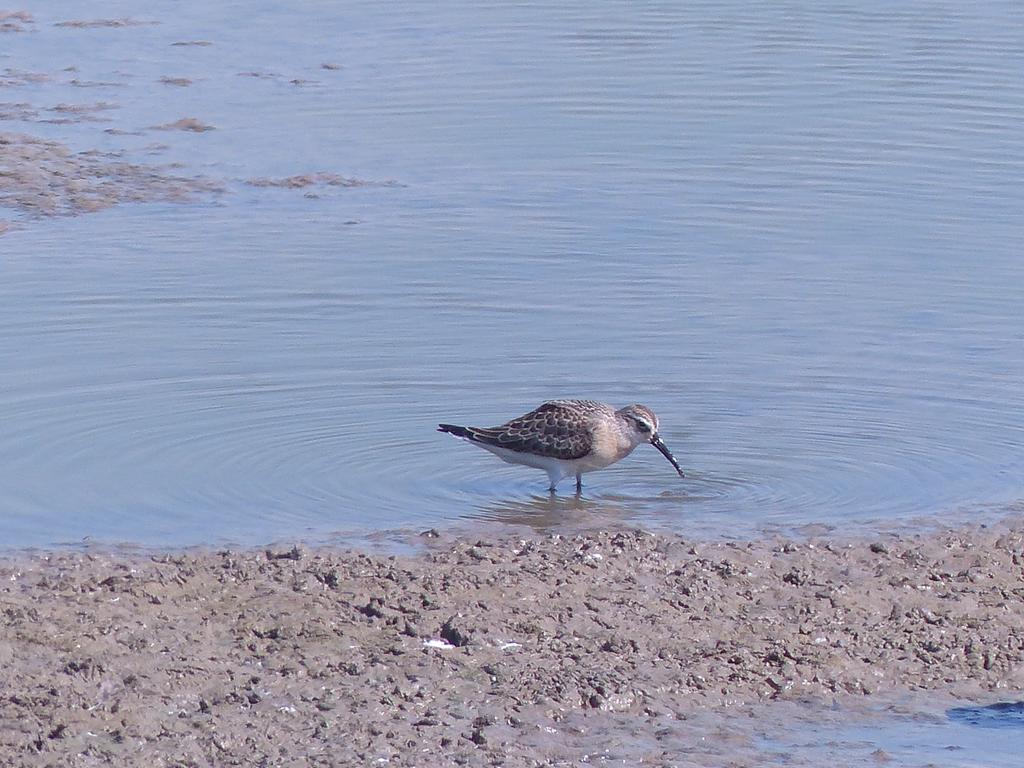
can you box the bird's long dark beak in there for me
[651,434,685,477]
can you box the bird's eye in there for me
[637,421,651,433]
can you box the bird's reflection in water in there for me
[463,476,713,533]
[467,491,636,532]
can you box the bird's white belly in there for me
[480,445,628,473]
[479,444,567,472]
[571,448,631,475]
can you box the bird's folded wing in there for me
[467,403,592,460]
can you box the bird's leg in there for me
[575,474,582,493]
[546,467,563,493]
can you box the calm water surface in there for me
[1,1,1023,547]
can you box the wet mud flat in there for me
[1,522,1022,766]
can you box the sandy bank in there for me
[1,522,1022,766]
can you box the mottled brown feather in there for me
[462,401,599,460]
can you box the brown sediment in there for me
[246,172,400,189]
[170,40,213,46]
[0,102,37,120]
[0,131,221,222]
[151,117,215,132]
[49,102,118,113]
[159,76,193,87]
[42,102,119,123]
[0,521,1021,766]
[69,78,125,88]
[0,10,32,32]
[236,71,320,88]
[1,69,49,87]
[54,18,158,29]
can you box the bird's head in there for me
[617,403,684,477]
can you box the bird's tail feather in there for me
[438,423,473,440]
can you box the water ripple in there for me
[1,0,1023,546]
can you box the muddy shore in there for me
[1,521,1022,766]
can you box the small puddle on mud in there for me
[948,701,1024,729]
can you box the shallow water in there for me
[758,698,1024,768]
[2,1,1024,547]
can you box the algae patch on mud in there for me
[0,10,400,235]
[0,132,222,224]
